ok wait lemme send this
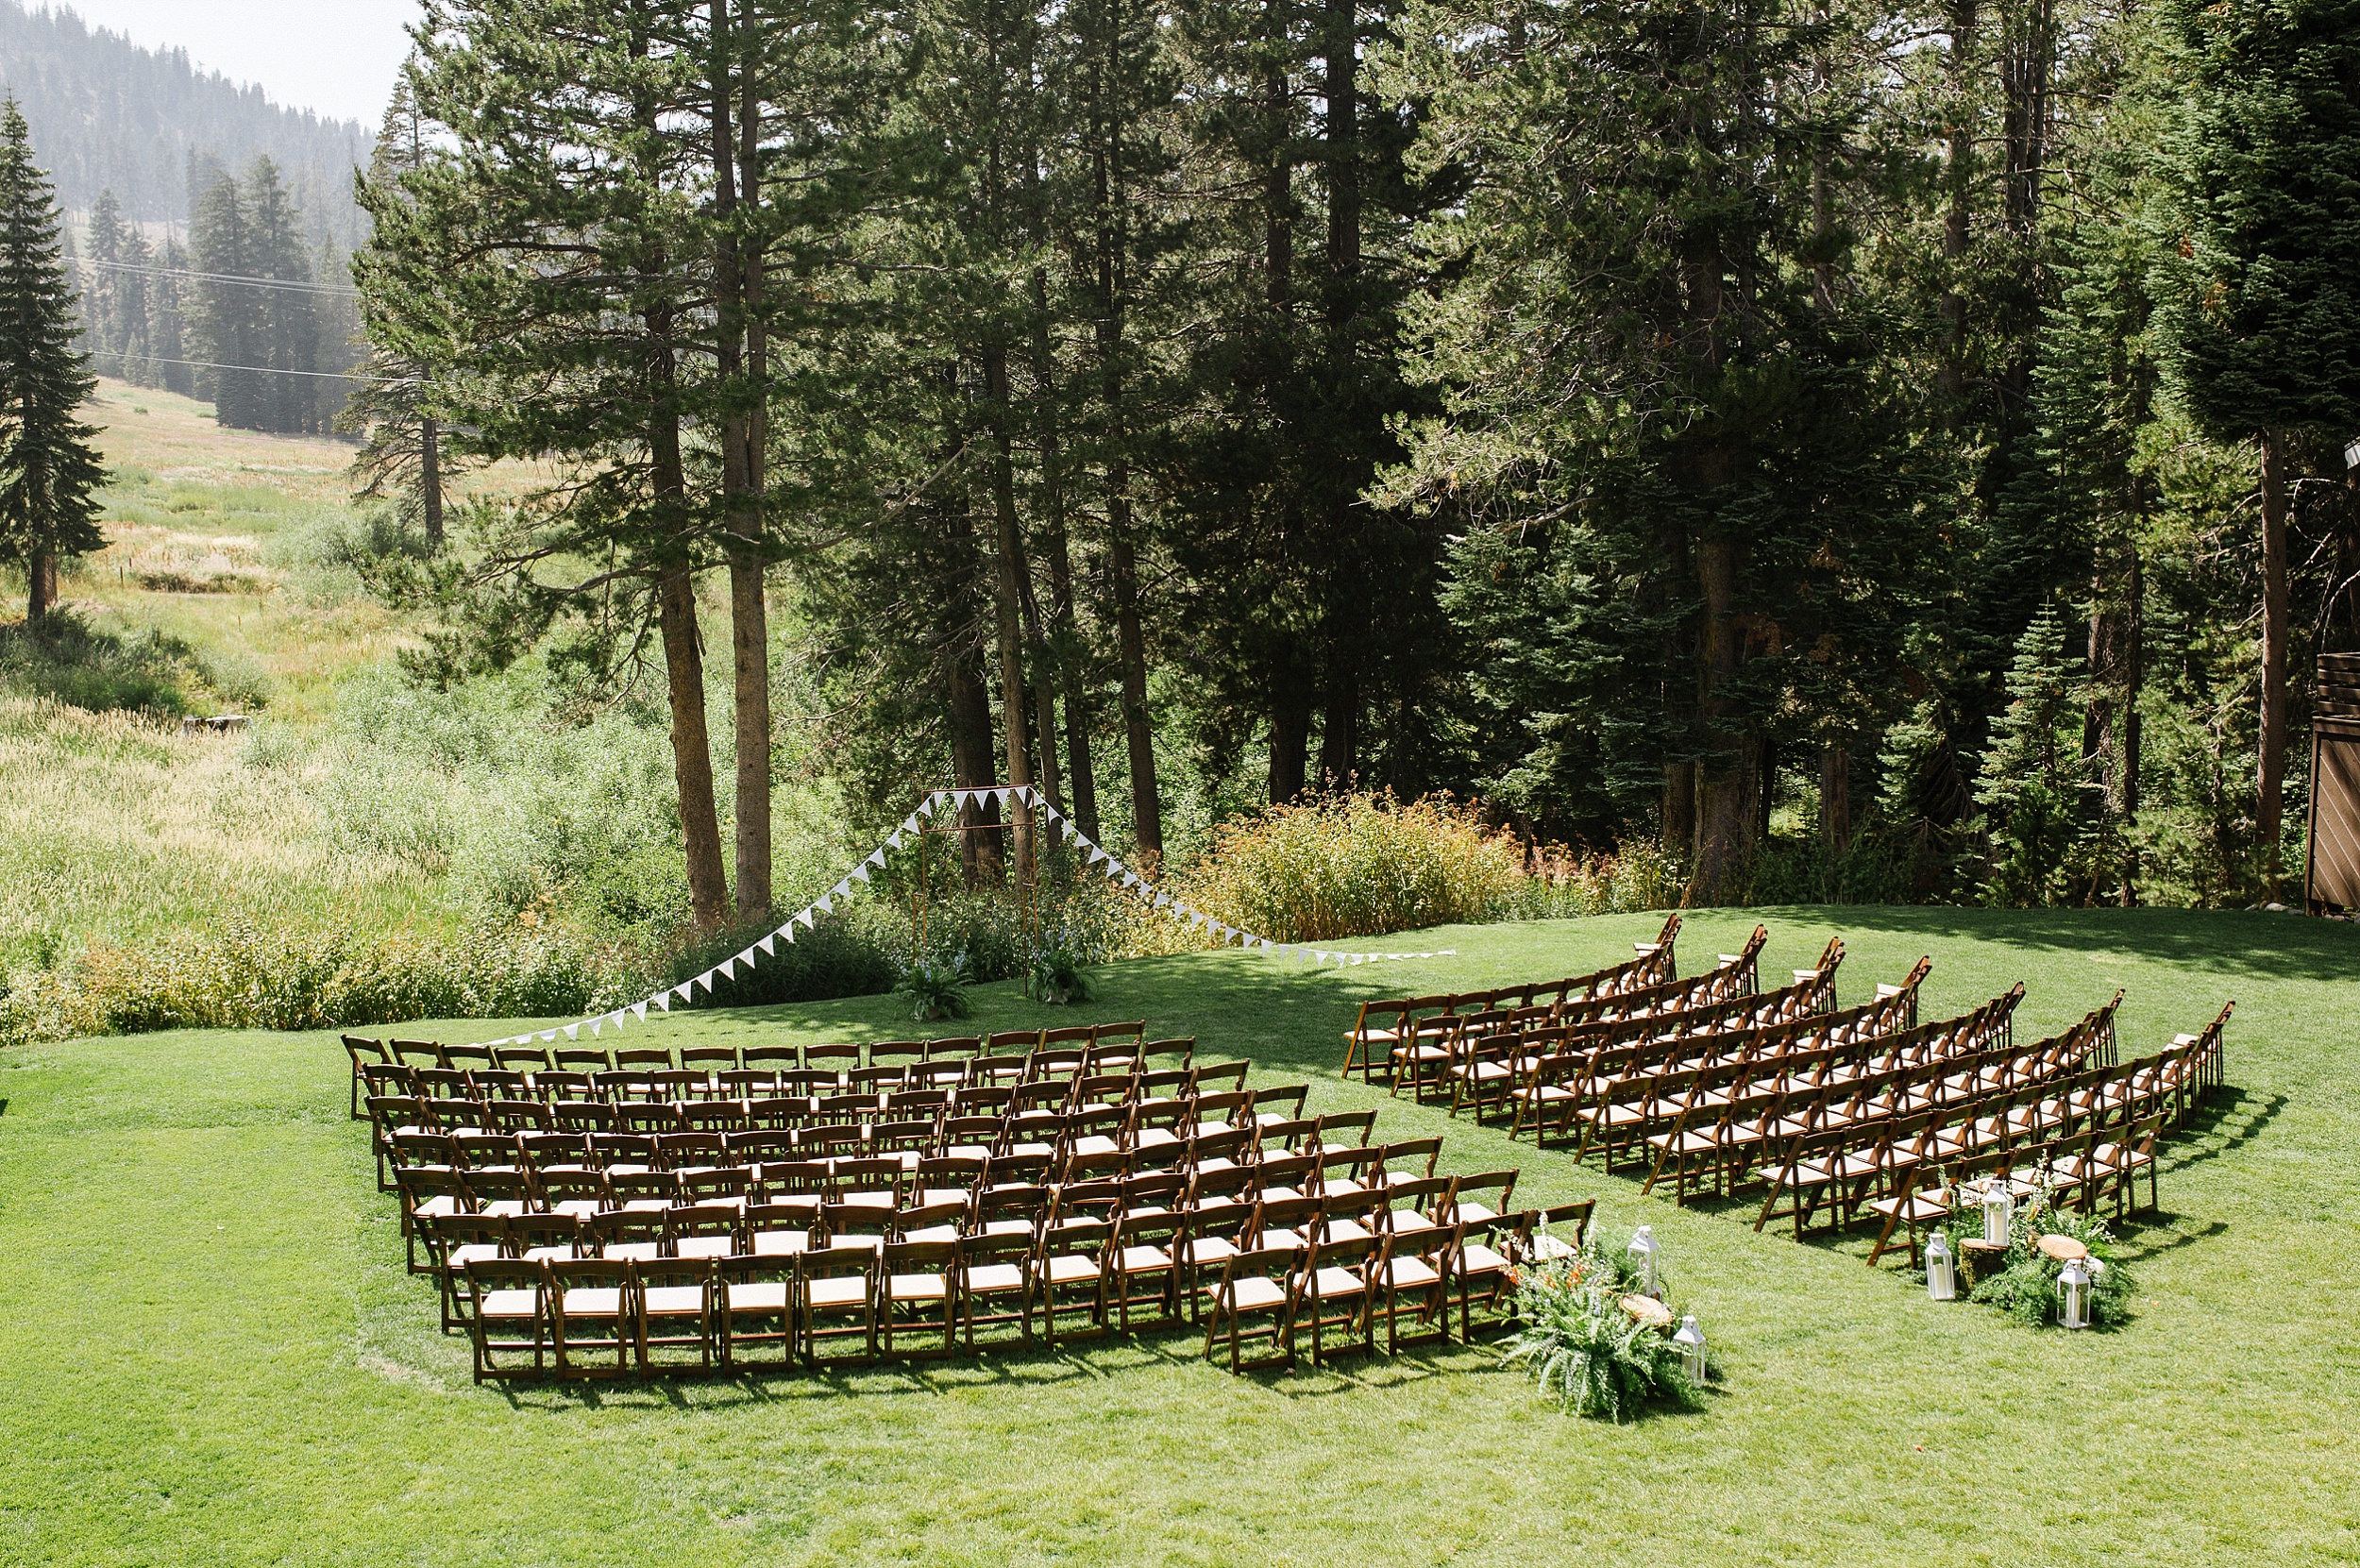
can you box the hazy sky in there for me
[63,1,421,127]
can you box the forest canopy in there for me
[323,0,2360,915]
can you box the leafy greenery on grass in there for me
[2,907,2353,1565]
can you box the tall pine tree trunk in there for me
[1819,746,1851,856]
[1691,532,1754,901]
[982,346,1035,882]
[712,14,772,921]
[2259,430,2289,893]
[658,559,732,929]
[420,416,444,551]
[948,642,1004,887]
[1938,0,1977,412]
[26,549,55,619]
[1108,492,1161,868]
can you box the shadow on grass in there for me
[1760,903,2360,986]
[2163,1088,2286,1173]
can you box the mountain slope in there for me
[0,2,367,246]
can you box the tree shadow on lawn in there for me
[2160,1088,2286,1173]
[1781,903,2360,986]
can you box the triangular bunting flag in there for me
[692,972,712,995]
[816,895,834,915]
[919,797,938,818]
[737,947,759,968]
[795,909,816,929]
[757,935,775,956]
[833,878,851,898]
[564,1022,582,1038]
[672,985,693,1004]
[867,848,886,868]
[716,957,737,982]
[886,832,904,851]
[851,864,872,884]
[632,1002,649,1021]
[587,1016,604,1037]
[541,1029,560,1041]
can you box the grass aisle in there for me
[1,907,2354,1566]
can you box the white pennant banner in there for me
[460,782,1452,1048]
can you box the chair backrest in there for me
[657,1132,727,1171]
[926,1036,983,1059]
[682,1046,738,1069]
[893,1203,969,1239]
[554,1048,612,1073]
[1188,1061,1251,1094]
[1254,1084,1310,1121]
[666,1202,743,1247]
[745,1199,818,1239]
[797,1244,876,1285]
[607,1170,679,1207]
[760,1159,834,1199]
[742,1045,801,1069]
[615,1048,673,1070]
[1315,1110,1377,1147]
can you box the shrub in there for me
[1172,791,1527,943]
[0,917,637,1044]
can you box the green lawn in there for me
[2,906,2354,1566]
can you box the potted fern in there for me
[1502,1229,1711,1422]
[894,952,971,1022]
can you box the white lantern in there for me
[1673,1315,1708,1383]
[1627,1226,1660,1299]
[1981,1185,2013,1248]
[2057,1256,2091,1330]
[1925,1232,1957,1302]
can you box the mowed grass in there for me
[1,907,2354,1567]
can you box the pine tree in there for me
[2149,0,2360,892]
[344,69,451,547]
[1975,602,2100,904]
[245,157,321,433]
[189,171,268,428]
[0,101,107,622]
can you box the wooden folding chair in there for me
[1109,1209,1183,1331]
[798,1244,879,1368]
[1029,1215,1112,1346]
[1290,1232,1377,1367]
[463,1256,548,1382]
[878,1239,959,1359]
[548,1257,635,1379]
[745,1198,820,1260]
[715,1254,796,1369]
[1437,1214,1520,1341]
[957,1230,1037,1350]
[1203,1246,1296,1373]
[637,1256,716,1374]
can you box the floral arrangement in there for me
[1501,1231,1711,1423]
[1931,1176,2135,1328]
[1022,931,1093,1006]
[893,952,971,1021]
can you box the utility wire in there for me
[87,346,407,383]
[80,257,362,298]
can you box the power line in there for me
[86,346,406,383]
[80,257,362,298]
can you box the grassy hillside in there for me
[1,908,2352,1566]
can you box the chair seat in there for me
[1525,1232,1578,1262]
[1037,1254,1102,1285]
[1256,1227,1306,1251]
[1176,1237,1237,1266]
[1119,1245,1173,1272]
[1320,1219,1373,1243]
[448,1242,502,1270]
[480,1289,541,1321]
[903,1223,961,1243]
[1070,1136,1121,1157]
[1220,1275,1287,1311]
[841,1190,898,1210]
[962,1263,1025,1292]
[562,1288,624,1316]
[1133,1128,1182,1149]
[1381,1257,1441,1289]
[644,1285,706,1314]
[806,1276,870,1308]
[726,1282,790,1312]
[1459,1243,1510,1274]
[888,1272,948,1302]
[675,1238,735,1259]
[1305,1266,1367,1297]
[751,1231,810,1257]
[601,1242,660,1261]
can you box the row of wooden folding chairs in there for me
[388,1124,1456,1271]
[1204,1202,1596,1370]
[1636,1022,2103,1206]
[1504,981,2017,1162]
[1394,932,1834,1103]
[1682,1002,2117,1212]
[1753,1007,2217,1240]
[459,1189,1584,1381]
[368,1092,1295,1177]
[1502,972,1991,1140]
[1340,913,1687,1081]
[1362,926,1779,1092]
[343,1022,1172,1120]
[355,1050,1228,1136]
[1863,1108,2173,1268]
[1440,957,1921,1121]
[349,1037,1197,1121]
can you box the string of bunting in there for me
[464,784,1455,1050]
